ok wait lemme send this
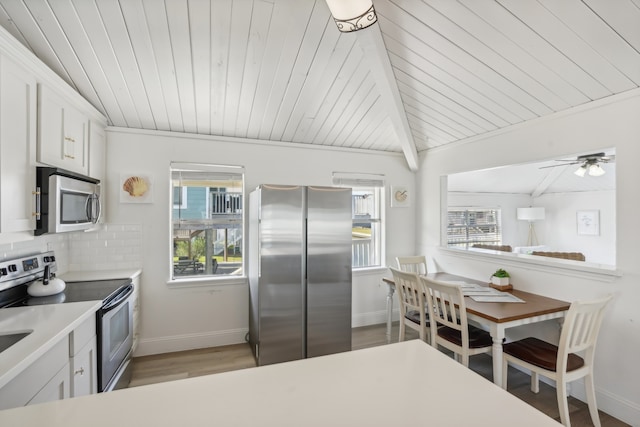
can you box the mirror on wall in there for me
[445,149,616,268]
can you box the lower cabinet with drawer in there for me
[0,336,70,410]
[0,316,98,410]
[69,316,97,397]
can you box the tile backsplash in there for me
[0,224,142,273]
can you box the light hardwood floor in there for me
[130,323,628,427]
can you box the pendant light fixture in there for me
[325,0,377,33]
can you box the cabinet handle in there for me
[64,136,76,142]
[33,188,41,219]
[64,154,76,159]
[74,367,85,376]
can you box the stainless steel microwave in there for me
[35,167,101,235]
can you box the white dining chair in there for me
[395,255,427,275]
[420,276,493,367]
[502,295,612,427]
[389,267,430,343]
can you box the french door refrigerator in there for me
[249,184,352,366]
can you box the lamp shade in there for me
[517,207,545,221]
[325,0,377,32]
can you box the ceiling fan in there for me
[540,152,615,177]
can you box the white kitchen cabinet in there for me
[69,316,97,397]
[0,336,69,410]
[37,85,89,175]
[0,54,37,242]
[0,313,97,410]
[70,336,97,397]
[27,363,70,405]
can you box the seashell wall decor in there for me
[120,174,153,203]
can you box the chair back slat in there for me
[396,256,428,275]
[421,278,468,343]
[389,267,424,315]
[557,295,612,367]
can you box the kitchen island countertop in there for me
[0,340,560,426]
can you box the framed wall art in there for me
[577,210,599,236]
[120,173,153,203]
[391,185,410,207]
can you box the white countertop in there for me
[0,340,560,426]
[59,269,142,282]
[0,301,101,389]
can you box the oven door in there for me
[98,284,134,392]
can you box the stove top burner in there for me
[2,278,132,308]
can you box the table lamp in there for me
[517,207,545,246]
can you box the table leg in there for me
[490,325,506,387]
[385,282,395,343]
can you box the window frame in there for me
[446,207,503,249]
[351,186,383,269]
[169,162,245,284]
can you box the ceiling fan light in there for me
[574,165,587,177]
[588,164,606,177]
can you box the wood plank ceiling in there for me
[0,0,638,171]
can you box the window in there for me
[351,186,382,268]
[171,163,244,280]
[447,208,502,249]
[332,172,385,269]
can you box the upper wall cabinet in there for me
[37,85,89,175]
[0,54,37,241]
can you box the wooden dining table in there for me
[382,272,571,387]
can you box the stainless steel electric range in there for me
[0,251,134,392]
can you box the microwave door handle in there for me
[85,194,100,224]
[95,195,101,223]
[91,194,101,224]
[85,195,92,222]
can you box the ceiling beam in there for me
[355,24,419,171]
[531,165,567,198]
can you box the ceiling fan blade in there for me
[539,161,580,169]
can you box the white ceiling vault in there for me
[0,0,638,171]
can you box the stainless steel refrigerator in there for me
[248,184,352,366]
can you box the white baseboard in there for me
[134,328,247,357]
[571,379,640,426]
[508,365,638,425]
[352,309,398,328]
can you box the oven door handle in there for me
[102,284,134,313]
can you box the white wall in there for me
[105,128,415,356]
[537,190,615,265]
[417,90,640,425]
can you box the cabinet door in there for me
[71,336,97,397]
[0,55,37,235]
[63,105,88,173]
[37,85,88,175]
[28,363,71,406]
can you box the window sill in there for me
[167,275,247,288]
[353,266,388,276]
[439,247,621,282]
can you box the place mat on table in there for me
[442,281,502,297]
[470,293,525,303]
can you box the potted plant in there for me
[491,268,510,286]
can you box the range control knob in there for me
[8,264,17,273]
[0,267,7,276]
[43,256,50,262]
